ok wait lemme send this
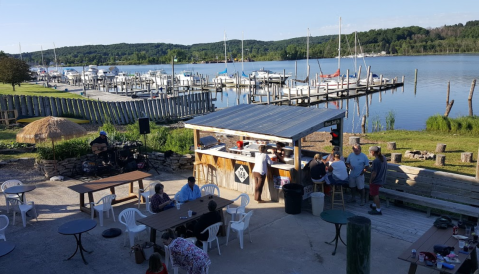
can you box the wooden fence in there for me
[0,92,213,125]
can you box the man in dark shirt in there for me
[90,131,111,164]
[194,200,222,245]
[150,183,174,213]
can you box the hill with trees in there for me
[9,20,479,66]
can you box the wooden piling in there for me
[347,216,371,274]
[468,79,476,116]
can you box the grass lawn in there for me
[0,82,84,99]
[364,130,478,177]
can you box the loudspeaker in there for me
[138,118,150,134]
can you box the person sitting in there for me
[178,176,201,203]
[309,154,327,183]
[193,200,222,247]
[150,183,175,213]
[325,146,345,165]
[161,229,211,274]
[146,252,168,274]
[324,152,349,185]
[90,131,112,164]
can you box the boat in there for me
[176,70,201,85]
[115,72,131,83]
[359,73,390,85]
[48,70,62,79]
[64,68,80,80]
[97,69,115,80]
[316,17,358,90]
[213,31,235,86]
[250,68,291,84]
[232,32,255,87]
[81,65,98,81]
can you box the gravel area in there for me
[0,158,45,184]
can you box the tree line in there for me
[5,20,479,66]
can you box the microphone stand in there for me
[142,134,160,174]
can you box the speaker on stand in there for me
[138,117,159,174]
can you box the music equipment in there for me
[91,143,108,154]
[139,117,150,134]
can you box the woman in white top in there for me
[325,152,349,185]
[252,145,273,203]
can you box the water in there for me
[67,54,479,133]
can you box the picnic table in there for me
[68,171,151,214]
[398,225,478,274]
[138,195,233,243]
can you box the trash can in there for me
[283,183,304,214]
[310,192,325,216]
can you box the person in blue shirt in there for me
[345,144,370,205]
[178,176,201,203]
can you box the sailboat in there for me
[213,31,235,86]
[37,46,48,79]
[232,32,255,86]
[48,43,62,79]
[317,17,358,90]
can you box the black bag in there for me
[434,245,455,256]
[131,244,145,264]
[433,216,453,229]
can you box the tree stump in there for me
[391,153,402,163]
[436,143,447,153]
[436,154,446,166]
[349,137,360,145]
[387,142,396,150]
[461,152,473,163]
[347,216,371,274]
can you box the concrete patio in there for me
[0,170,472,274]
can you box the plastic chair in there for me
[119,208,148,247]
[1,180,23,213]
[91,194,116,226]
[200,222,222,255]
[174,192,181,202]
[200,184,220,197]
[226,210,253,249]
[226,194,250,222]
[0,215,9,241]
[11,200,38,228]
[138,182,160,209]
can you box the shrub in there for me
[385,110,396,130]
[148,126,169,151]
[426,115,479,135]
[37,137,91,161]
[163,128,194,154]
[371,115,383,132]
[426,115,451,132]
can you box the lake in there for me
[68,54,479,133]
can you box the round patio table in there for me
[320,209,355,255]
[0,242,15,257]
[4,185,36,202]
[58,219,97,265]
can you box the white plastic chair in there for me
[226,210,254,249]
[119,208,148,247]
[138,182,159,209]
[200,184,220,197]
[200,222,222,255]
[226,194,250,222]
[1,180,23,213]
[11,200,38,228]
[90,194,116,226]
[0,215,8,241]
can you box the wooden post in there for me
[391,153,402,163]
[436,143,446,153]
[468,79,476,116]
[387,142,396,150]
[435,155,446,166]
[349,137,360,145]
[461,152,473,163]
[446,81,450,105]
[444,100,454,117]
[477,147,479,180]
[414,69,418,94]
[347,216,371,274]
[293,139,302,184]
[361,115,366,134]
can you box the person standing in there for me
[345,144,370,205]
[368,146,388,215]
[252,145,273,203]
[178,177,201,203]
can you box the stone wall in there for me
[34,152,195,178]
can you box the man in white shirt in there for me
[252,145,273,203]
[345,144,370,205]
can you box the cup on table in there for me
[466,227,471,237]
[176,202,181,210]
[418,253,425,262]
[437,261,443,269]
[188,210,192,217]
[459,240,465,248]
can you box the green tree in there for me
[0,51,7,59]
[0,57,31,91]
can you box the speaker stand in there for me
[142,134,160,175]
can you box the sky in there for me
[1,0,478,54]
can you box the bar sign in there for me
[324,118,341,127]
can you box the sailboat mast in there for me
[242,32,244,73]
[354,31,357,73]
[41,46,44,66]
[53,42,58,71]
[19,43,22,60]
[338,17,341,81]
[307,28,309,70]
[224,31,227,69]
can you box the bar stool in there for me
[331,185,345,210]
[312,179,324,193]
[193,162,217,186]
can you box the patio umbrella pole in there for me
[52,139,58,173]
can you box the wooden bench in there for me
[364,163,479,219]
[68,171,152,214]
[0,110,18,125]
